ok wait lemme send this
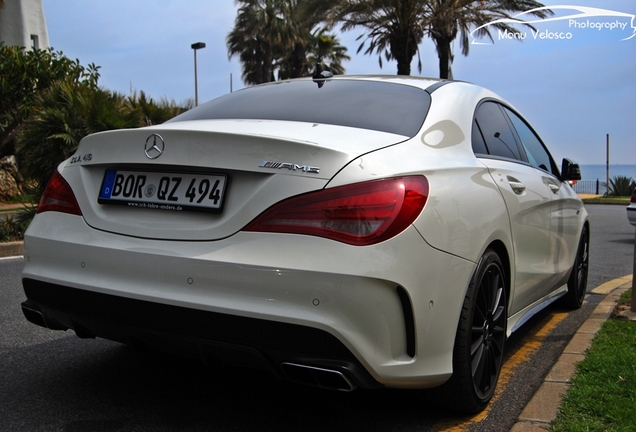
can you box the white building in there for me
[0,0,49,49]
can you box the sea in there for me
[576,164,636,195]
[579,165,636,182]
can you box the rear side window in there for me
[471,119,489,155]
[169,79,431,138]
[502,107,558,176]
[473,102,524,161]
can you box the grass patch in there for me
[550,297,636,432]
[620,289,632,304]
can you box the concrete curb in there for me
[510,283,634,431]
[0,241,23,258]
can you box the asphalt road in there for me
[586,204,635,289]
[0,204,632,431]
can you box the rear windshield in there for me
[169,79,431,138]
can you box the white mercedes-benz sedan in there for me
[21,75,589,413]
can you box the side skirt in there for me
[507,285,568,335]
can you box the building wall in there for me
[0,0,49,49]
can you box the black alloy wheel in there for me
[437,249,507,413]
[561,225,589,309]
[470,253,507,402]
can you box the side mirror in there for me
[561,158,582,181]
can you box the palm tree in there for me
[227,0,350,85]
[124,90,186,127]
[303,0,550,77]
[278,29,350,79]
[17,81,129,191]
[303,0,430,76]
[17,82,185,192]
[279,7,350,79]
[307,30,351,75]
[426,0,551,79]
[227,0,293,85]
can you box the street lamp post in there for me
[191,42,206,106]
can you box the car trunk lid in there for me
[63,119,408,241]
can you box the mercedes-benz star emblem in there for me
[144,133,165,159]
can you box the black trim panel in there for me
[21,278,382,390]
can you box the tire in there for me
[560,226,589,309]
[436,249,508,414]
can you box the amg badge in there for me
[259,161,320,174]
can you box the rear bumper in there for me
[22,212,477,389]
[22,278,379,390]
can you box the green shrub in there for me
[0,205,35,242]
[606,175,636,197]
[0,215,24,242]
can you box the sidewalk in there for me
[0,241,23,257]
[511,279,636,431]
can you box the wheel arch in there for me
[485,239,511,308]
[582,219,590,242]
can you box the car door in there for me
[501,106,582,289]
[472,101,555,314]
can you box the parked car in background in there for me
[21,75,588,414]
[628,189,636,226]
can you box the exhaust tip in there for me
[21,305,48,328]
[21,303,68,330]
[281,362,356,392]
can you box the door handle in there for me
[507,176,526,195]
[548,183,561,194]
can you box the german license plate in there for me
[98,169,227,212]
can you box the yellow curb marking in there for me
[591,274,632,295]
[437,311,569,431]
[433,275,634,430]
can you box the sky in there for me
[41,0,636,166]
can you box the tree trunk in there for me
[390,30,417,76]
[258,41,275,84]
[396,56,411,76]
[289,43,307,78]
[435,37,452,80]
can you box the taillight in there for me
[37,170,82,216]
[244,176,428,246]
[631,189,636,204]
